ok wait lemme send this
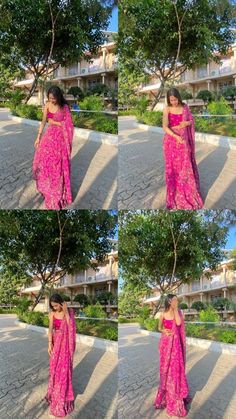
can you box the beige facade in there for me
[143,257,236,312]
[139,44,236,110]
[20,247,118,316]
[15,32,118,106]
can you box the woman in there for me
[163,88,203,209]
[45,294,76,417]
[154,294,190,417]
[33,86,74,209]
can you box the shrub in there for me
[67,86,84,100]
[191,301,206,312]
[83,303,106,318]
[207,97,233,116]
[73,294,90,306]
[199,306,220,322]
[143,318,158,332]
[118,317,140,323]
[14,104,38,120]
[94,291,116,305]
[179,302,188,310]
[102,327,118,341]
[95,116,118,134]
[196,89,213,103]
[220,330,236,344]
[79,95,104,111]
[16,297,31,314]
[212,298,230,311]
[18,311,45,326]
[137,110,163,127]
[138,305,151,321]
[186,324,204,338]
[133,96,149,114]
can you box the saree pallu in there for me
[45,308,76,417]
[33,104,74,210]
[154,311,190,417]
[164,104,204,209]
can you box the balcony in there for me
[177,274,236,296]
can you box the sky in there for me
[225,226,236,250]
[108,7,118,32]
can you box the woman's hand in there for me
[162,328,173,336]
[34,135,41,149]
[48,342,53,356]
[174,134,184,144]
[62,301,69,315]
[179,121,190,128]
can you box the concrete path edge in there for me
[134,121,236,151]
[16,320,118,353]
[9,115,118,146]
[140,328,236,355]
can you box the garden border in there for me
[134,121,236,150]
[15,320,118,353]
[9,114,118,146]
[140,328,236,355]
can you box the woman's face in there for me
[170,296,178,309]
[169,95,179,107]
[51,302,62,312]
[48,93,57,105]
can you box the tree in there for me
[191,301,206,311]
[119,0,236,108]
[196,90,213,104]
[0,0,112,102]
[221,86,236,101]
[119,210,233,312]
[178,89,193,101]
[119,62,149,109]
[118,284,149,317]
[67,86,84,101]
[0,210,117,310]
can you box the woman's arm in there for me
[158,313,164,333]
[173,308,182,326]
[48,312,53,356]
[163,107,183,143]
[34,104,48,148]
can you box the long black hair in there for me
[164,294,176,311]
[166,88,185,107]
[49,293,63,311]
[47,85,68,108]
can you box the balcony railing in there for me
[177,275,236,295]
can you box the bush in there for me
[94,291,116,305]
[143,318,158,332]
[220,330,236,344]
[83,303,106,318]
[102,327,118,341]
[76,318,117,341]
[14,104,38,120]
[212,298,230,311]
[186,324,204,338]
[137,110,163,127]
[79,95,104,111]
[199,306,220,322]
[18,311,45,326]
[0,308,18,314]
[133,96,149,114]
[196,89,213,103]
[73,294,90,306]
[118,317,140,323]
[179,302,188,310]
[67,86,84,100]
[207,97,233,116]
[16,297,31,314]
[191,301,206,312]
[95,116,118,134]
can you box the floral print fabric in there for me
[45,308,76,417]
[163,104,204,209]
[154,311,190,417]
[33,104,74,209]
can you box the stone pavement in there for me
[119,116,236,209]
[0,109,117,209]
[0,315,117,419]
[118,324,236,419]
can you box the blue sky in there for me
[108,7,118,32]
[225,226,236,250]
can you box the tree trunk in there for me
[24,75,39,103]
[150,80,166,110]
[31,282,46,311]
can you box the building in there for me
[143,253,236,317]
[20,243,118,316]
[15,31,118,106]
[139,44,236,110]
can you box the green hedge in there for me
[118,317,140,323]
[137,111,162,127]
[186,324,236,344]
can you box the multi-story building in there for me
[143,253,236,316]
[139,44,236,110]
[20,243,118,316]
[15,31,118,106]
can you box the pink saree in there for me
[33,104,74,209]
[154,311,190,417]
[45,308,76,417]
[164,104,204,209]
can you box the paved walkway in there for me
[119,324,236,419]
[119,117,236,209]
[0,109,117,209]
[0,315,117,419]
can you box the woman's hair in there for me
[166,88,185,107]
[49,293,64,311]
[47,85,68,108]
[164,294,176,311]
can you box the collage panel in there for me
[0,0,118,210]
[0,209,118,418]
[118,0,236,210]
[119,209,236,418]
